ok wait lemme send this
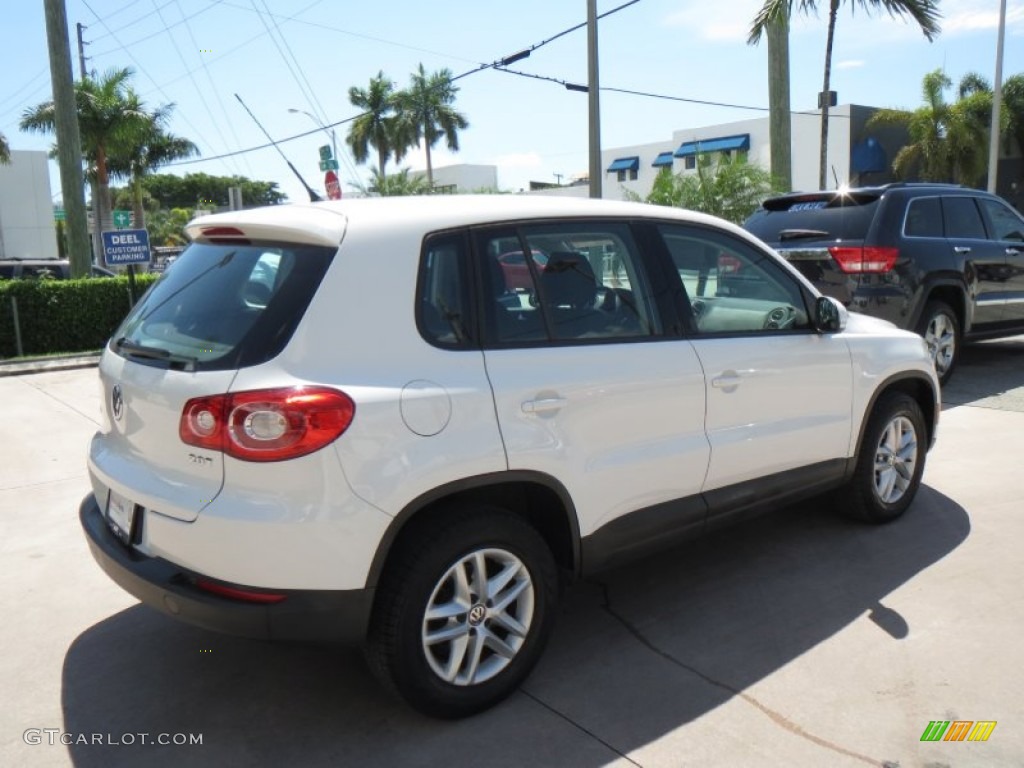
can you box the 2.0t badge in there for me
[111,384,124,422]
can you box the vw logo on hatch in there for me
[111,384,124,422]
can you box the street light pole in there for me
[289,108,338,164]
[587,0,602,199]
[987,0,1007,194]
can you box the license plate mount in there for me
[106,489,138,545]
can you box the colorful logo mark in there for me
[921,720,996,742]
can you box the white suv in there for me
[81,196,939,718]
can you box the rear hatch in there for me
[92,208,343,522]
[744,190,891,304]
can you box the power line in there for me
[169,0,646,168]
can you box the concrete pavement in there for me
[2,339,1023,767]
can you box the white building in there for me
[0,150,59,260]
[533,104,906,201]
[417,164,499,193]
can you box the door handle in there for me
[711,374,742,390]
[953,246,972,254]
[521,397,567,414]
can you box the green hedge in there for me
[0,275,159,358]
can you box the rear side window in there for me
[114,241,335,371]
[904,197,943,238]
[942,197,987,239]
[417,232,474,348]
[477,221,662,345]
[744,193,880,243]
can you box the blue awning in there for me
[607,156,639,172]
[675,134,750,157]
[652,151,675,167]
[851,137,887,173]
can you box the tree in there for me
[396,64,468,187]
[1002,73,1024,157]
[868,69,1005,186]
[146,207,193,246]
[0,132,9,164]
[749,0,940,190]
[346,72,404,180]
[21,67,147,257]
[107,99,198,229]
[624,154,783,224]
[139,173,286,209]
[354,166,432,197]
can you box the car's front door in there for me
[654,224,854,518]
[476,220,710,565]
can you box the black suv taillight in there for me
[180,387,355,462]
[829,246,899,274]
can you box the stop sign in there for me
[324,170,342,200]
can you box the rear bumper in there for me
[80,493,373,643]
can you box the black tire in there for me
[915,300,959,385]
[843,392,927,523]
[366,505,558,718]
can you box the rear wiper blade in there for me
[114,337,197,370]
[778,229,831,241]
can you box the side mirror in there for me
[814,295,847,333]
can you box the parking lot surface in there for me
[2,338,1023,767]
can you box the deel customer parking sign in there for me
[102,229,152,266]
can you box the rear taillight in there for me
[180,386,354,462]
[828,246,899,273]
[194,577,287,604]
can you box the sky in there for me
[2,0,1023,205]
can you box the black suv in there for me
[744,183,1024,383]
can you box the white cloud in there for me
[662,1,765,42]
[940,0,1024,35]
[836,60,865,70]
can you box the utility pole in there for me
[45,0,90,277]
[587,0,602,199]
[76,22,88,80]
[987,0,1007,194]
[766,16,792,191]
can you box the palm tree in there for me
[1002,73,1024,158]
[107,99,198,229]
[21,67,147,254]
[868,69,1002,186]
[749,0,941,190]
[346,72,403,180]
[354,166,433,197]
[0,132,10,164]
[396,64,468,187]
[624,155,782,224]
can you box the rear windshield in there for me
[745,193,881,244]
[112,241,335,371]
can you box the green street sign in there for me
[53,208,66,222]
[113,210,133,228]
[319,144,333,161]
[318,159,340,172]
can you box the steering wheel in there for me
[764,305,797,330]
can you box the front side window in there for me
[658,225,811,334]
[979,198,1024,242]
[477,221,661,346]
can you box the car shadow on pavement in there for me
[61,486,968,768]
[943,336,1024,409]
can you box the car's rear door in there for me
[477,220,710,566]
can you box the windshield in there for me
[745,193,882,244]
[113,240,335,371]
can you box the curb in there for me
[0,353,101,377]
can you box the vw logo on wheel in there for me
[111,384,124,422]
[468,604,487,626]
